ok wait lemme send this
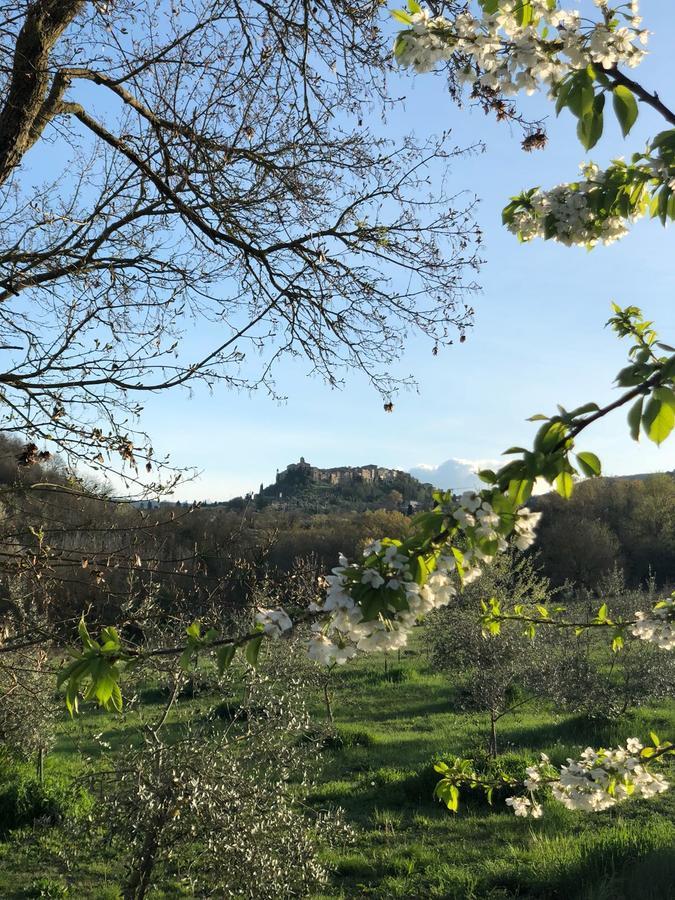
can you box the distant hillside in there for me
[611,469,675,482]
[225,457,434,513]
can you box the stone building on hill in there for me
[277,457,404,487]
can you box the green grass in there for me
[0,638,673,898]
[304,645,675,899]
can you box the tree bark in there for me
[0,0,85,186]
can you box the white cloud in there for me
[408,457,500,491]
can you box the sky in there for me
[134,4,675,500]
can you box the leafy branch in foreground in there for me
[393,2,675,248]
[477,304,675,507]
[480,591,675,654]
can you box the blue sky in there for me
[139,4,675,500]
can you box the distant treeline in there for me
[0,433,671,639]
[532,473,674,588]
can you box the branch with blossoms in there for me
[392,1,675,247]
[480,591,675,653]
[434,734,675,818]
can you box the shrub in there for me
[25,877,70,899]
[0,762,92,835]
[99,666,352,899]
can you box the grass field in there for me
[0,636,673,899]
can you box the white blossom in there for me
[551,739,669,811]
[505,795,541,817]
[632,596,675,650]
[255,607,293,638]
[394,2,647,84]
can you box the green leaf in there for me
[110,681,123,713]
[534,420,567,453]
[78,617,97,651]
[391,9,413,24]
[650,730,661,747]
[655,386,675,410]
[555,471,574,499]
[99,626,121,650]
[642,395,675,445]
[434,779,460,812]
[616,363,649,387]
[393,34,407,59]
[628,396,643,441]
[186,621,201,640]
[554,76,575,116]
[568,402,600,418]
[414,554,430,586]
[217,644,237,674]
[650,129,675,152]
[612,85,638,137]
[451,546,464,577]
[508,478,533,505]
[515,0,534,27]
[577,94,605,150]
[477,469,497,484]
[567,76,595,120]
[576,451,602,477]
[408,0,422,12]
[447,784,459,813]
[478,0,499,12]
[245,635,264,668]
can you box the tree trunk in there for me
[37,746,44,784]
[489,710,498,758]
[323,679,333,724]
[124,832,158,900]
[0,0,85,186]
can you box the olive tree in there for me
[427,550,552,756]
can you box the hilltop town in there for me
[276,457,405,487]
[219,457,434,513]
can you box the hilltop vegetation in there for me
[226,461,434,514]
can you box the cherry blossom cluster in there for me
[505,752,553,818]
[505,794,543,817]
[255,607,294,638]
[254,490,549,667]
[393,1,648,89]
[551,739,670,811]
[502,741,670,817]
[504,168,637,246]
[306,541,459,666]
[511,506,543,550]
[307,495,544,662]
[632,594,675,651]
[500,155,675,246]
